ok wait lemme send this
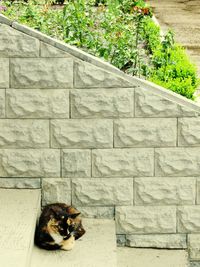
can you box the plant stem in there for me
[133,15,141,76]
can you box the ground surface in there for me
[0,189,40,267]
[31,219,117,267]
[117,247,189,267]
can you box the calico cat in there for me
[34,203,86,251]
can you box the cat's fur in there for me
[34,203,86,251]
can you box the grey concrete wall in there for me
[1,16,200,261]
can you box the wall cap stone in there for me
[0,14,12,25]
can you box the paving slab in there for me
[187,48,200,77]
[153,1,200,9]
[148,0,200,45]
[0,189,41,267]
[31,218,117,267]
[117,247,189,267]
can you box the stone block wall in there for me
[1,16,200,263]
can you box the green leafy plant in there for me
[149,32,199,99]
[142,17,160,54]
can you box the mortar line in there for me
[73,60,75,89]
[176,205,178,234]
[113,205,116,219]
[60,149,62,178]
[176,117,179,147]
[8,58,11,88]
[39,40,42,57]
[45,116,198,119]
[70,178,72,205]
[153,148,156,177]
[40,177,43,208]
[4,89,6,118]
[186,234,189,249]
[1,115,196,120]
[90,149,92,177]
[133,177,135,205]
[133,87,136,117]
[69,90,71,118]
[195,177,198,205]
[113,119,114,148]
[40,177,42,189]
[49,119,51,148]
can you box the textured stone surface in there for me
[62,149,91,177]
[74,61,133,88]
[114,118,177,147]
[126,234,187,249]
[0,90,5,118]
[0,149,60,177]
[51,119,113,148]
[178,118,200,146]
[116,206,176,234]
[190,262,200,267]
[77,206,114,219]
[72,178,133,206]
[0,119,49,148]
[71,88,134,118]
[135,177,196,205]
[197,179,200,204]
[40,42,71,57]
[92,149,154,177]
[135,87,199,117]
[0,178,40,189]
[0,58,9,88]
[117,247,189,267]
[117,235,126,247]
[6,89,69,118]
[188,235,200,260]
[42,178,71,206]
[31,219,117,267]
[155,148,200,176]
[10,58,73,88]
[178,206,200,233]
[2,16,200,250]
[0,24,39,57]
[0,189,40,267]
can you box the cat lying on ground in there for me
[34,203,86,251]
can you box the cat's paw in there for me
[61,235,75,251]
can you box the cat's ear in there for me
[67,206,81,218]
[69,213,81,219]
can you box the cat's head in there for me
[50,204,85,238]
[64,207,82,231]
[54,206,81,230]
[63,207,85,237]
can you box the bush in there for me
[148,31,199,99]
[142,17,160,54]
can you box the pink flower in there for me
[0,5,6,12]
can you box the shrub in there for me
[142,17,160,54]
[148,31,199,99]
